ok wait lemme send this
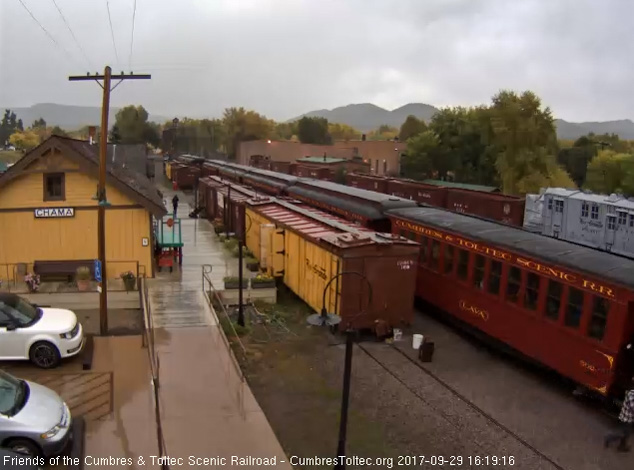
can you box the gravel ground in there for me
[243,295,634,470]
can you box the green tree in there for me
[50,126,68,137]
[400,131,440,180]
[113,105,160,146]
[399,115,427,142]
[584,150,634,195]
[488,90,558,194]
[297,116,331,144]
[368,124,398,141]
[328,122,360,141]
[109,124,122,144]
[274,122,296,140]
[31,117,46,129]
[222,107,275,157]
[0,109,19,145]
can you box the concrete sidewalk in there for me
[149,187,292,468]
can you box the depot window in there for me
[43,173,65,201]
[506,266,521,303]
[565,287,584,328]
[429,240,440,271]
[472,255,485,289]
[581,202,589,218]
[587,297,609,341]
[545,280,562,320]
[443,245,454,275]
[524,273,540,311]
[456,249,469,280]
[487,260,502,295]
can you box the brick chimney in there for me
[323,152,327,162]
[88,126,96,145]
[361,134,366,141]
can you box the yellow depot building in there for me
[0,135,167,283]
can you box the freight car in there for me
[288,179,418,232]
[387,206,634,401]
[245,198,419,331]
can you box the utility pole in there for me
[69,66,151,336]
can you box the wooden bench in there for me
[33,260,95,282]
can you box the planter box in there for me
[219,287,276,305]
[224,281,248,290]
[251,281,275,289]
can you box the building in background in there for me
[237,139,406,176]
[0,135,167,284]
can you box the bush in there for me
[75,266,91,281]
[252,273,274,284]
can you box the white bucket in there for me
[412,334,424,350]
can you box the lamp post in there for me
[307,271,373,470]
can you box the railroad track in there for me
[355,342,568,470]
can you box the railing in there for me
[201,265,247,417]
[139,277,170,470]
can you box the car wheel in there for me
[6,439,42,458]
[29,341,61,369]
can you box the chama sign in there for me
[34,207,75,218]
[395,218,616,298]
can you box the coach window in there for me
[565,287,584,328]
[545,280,562,320]
[524,273,540,311]
[406,231,417,242]
[418,237,430,264]
[591,205,599,220]
[487,260,502,295]
[443,245,455,275]
[587,297,609,341]
[472,255,486,289]
[618,212,627,226]
[581,202,589,218]
[456,249,469,281]
[429,240,440,271]
[506,266,521,303]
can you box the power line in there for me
[128,0,138,70]
[106,0,120,66]
[51,0,93,69]
[17,0,78,65]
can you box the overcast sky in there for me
[0,0,632,122]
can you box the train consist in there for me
[167,155,634,401]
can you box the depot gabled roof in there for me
[0,135,166,217]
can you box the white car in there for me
[0,294,84,369]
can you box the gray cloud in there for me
[0,0,632,123]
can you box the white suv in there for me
[0,294,84,368]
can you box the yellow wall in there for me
[283,231,341,315]
[245,208,271,261]
[0,154,153,281]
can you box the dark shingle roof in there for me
[388,206,634,290]
[56,137,166,216]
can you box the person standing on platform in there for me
[172,194,179,218]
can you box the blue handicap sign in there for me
[94,260,102,282]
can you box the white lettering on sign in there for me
[397,260,414,270]
[34,207,75,218]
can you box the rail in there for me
[201,264,247,417]
[139,277,170,470]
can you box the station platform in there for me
[146,187,292,468]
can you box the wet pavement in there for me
[145,186,292,468]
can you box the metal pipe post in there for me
[334,329,354,470]
[237,241,244,327]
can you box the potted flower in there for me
[251,273,275,289]
[213,220,225,235]
[223,276,247,290]
[120,271,136,291]
[75,266,92,291]
[245,257,259,272]
[24,273,40,292]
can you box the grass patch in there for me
[0,150,22,164]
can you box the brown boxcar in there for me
[246,199,419,331]
[270,161,291,173]
[388,206,634,401]
[173,165,201,190]
[345,173,389,193]
[387,179,448,207]
[446,189,525,226]
[295,165,332,180]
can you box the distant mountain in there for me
[289,103,439,132]
[292,103,634,140]
[554,119,634,140]
[0,103,170,131]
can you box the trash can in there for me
[419,340,435,363]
